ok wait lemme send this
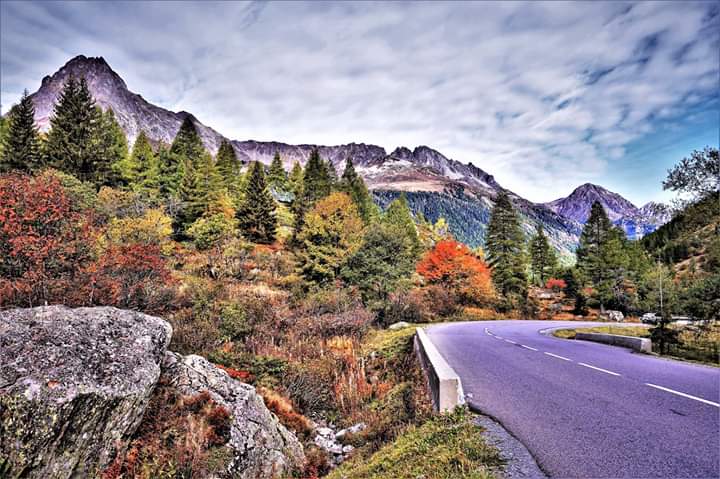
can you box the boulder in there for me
[162,352,305,478]
[388,321,411,330]
[0,306,172,479]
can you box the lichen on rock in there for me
[0,306,172,479]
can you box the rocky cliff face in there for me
[0,306,304,479]
[28,55,227,153]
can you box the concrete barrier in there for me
[414,327,465,412]
[575,332,652,353]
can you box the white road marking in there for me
[495,336,504,340]
[578,362,621,376]
[521,345,538,351]
[505,339,517,344]
[645,383,720,408]
[544,352,572,362]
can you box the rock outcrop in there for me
[0,307,305,479]
[162,352,305,478]
[0,306,171,478]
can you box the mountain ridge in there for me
[18,54,668,251]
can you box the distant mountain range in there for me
[22,55,670,255]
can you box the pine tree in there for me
[176,157,206,233]
[485,192,528,302]
[43,77,104,185]
[97,108,128,186]
[576,201,613,289]
[197,150,223,204]
[288,161,304,195]
[236,161,277,244]
[530,224,557,285]
[171,117,205,163]
[1,90,41,172]
[340,157,377,223]
[129,131,160,195]
[382,193,421,259]
[267,152,288,191]
[302,149,332,202]
[215,139,239,190]
[157,146,182,197]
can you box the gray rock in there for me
[162,352,305,478]
[0,306,172,479]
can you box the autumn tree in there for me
[236,161,277,244]
[417,239,495,305]
[340,157,377,223]
[530,224,557,285]
[485,192,528,304]
[296,192,364,284]
[1,90,41,172]
[0,172,93,307]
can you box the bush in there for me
[379,293,425,327]
[187,213,237,251]
[545,278,567,292]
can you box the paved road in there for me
[426,321,720,479]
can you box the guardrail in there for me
[575,332,652,353]
[414,327,465,412]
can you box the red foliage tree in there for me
[545,278,567,292]
[0,173,93,307]
[83,243,173,312]
[416,239,495,305]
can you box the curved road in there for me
[426,321,720,479]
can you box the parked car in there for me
[641,313,658,324]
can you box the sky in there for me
[1,1,718,205]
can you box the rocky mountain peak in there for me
[546,182,639,223]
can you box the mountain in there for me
[28,55,227,153]
[546,183,669,239]
[20,54,665,257]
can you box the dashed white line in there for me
[578,362,621,376]
[521,345,538,351]
[495,336,504,340]
[544,352,572,362]
[505,339,517,345]
[645,383,720,408]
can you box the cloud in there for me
[1,1,718,204]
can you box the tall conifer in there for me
[530,224,557,285]
[1,90,41,172]
[268,152,288,190]
[236,161,277,244]
[340,157,377,223]
[486,192,528,301]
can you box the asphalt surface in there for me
[426,321,720,479]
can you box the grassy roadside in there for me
[328,408,503,479]
[551,325,651,340]
[552,324,719,366]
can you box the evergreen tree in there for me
[176,157,206,232]
[236,161,277,244]
[170,116,205,162]
[197,150,223,203]
[43,77,104,185]
[382,193,421,259]
[302,149,332,202]
[128,131,160,196]
[288,161,304,195]
[215,139,239,190]
[342,222,415,311]
[157,145,182,197]
[340,157,377,223]
[576,201,613,302]
[1,90,41,172]
[530,224,557,285]
[97,108,128,186]
[267,152,288,191]
[485,192,528,302]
